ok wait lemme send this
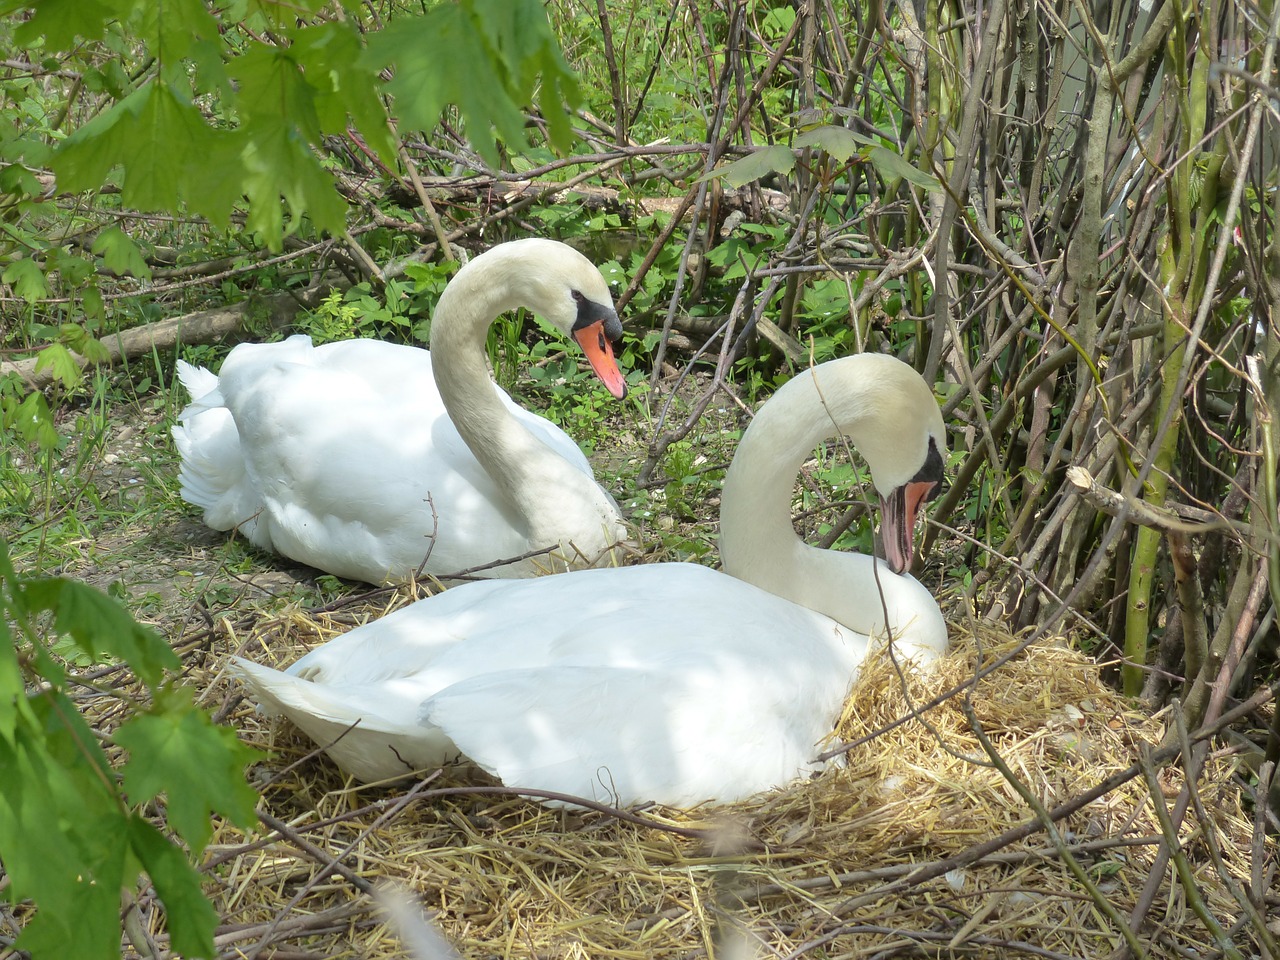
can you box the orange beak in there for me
[879,479,937,574]
[573,320,627,399]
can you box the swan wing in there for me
[235,565,868,805]
[421,659,847,808]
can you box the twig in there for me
[961,698,1149,958]
[816,680,1277,920]
[245,778,439,958]
[1066,466,1234,532]
[1138,746,1244,960]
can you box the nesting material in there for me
[187,598,1268,960]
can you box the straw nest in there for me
[180,592,1271,960]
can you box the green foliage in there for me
[700,145,797,188]
[304,290,366,344]
[701,128,941,194]
[705,222,789,281]
[2,0,578,251]
[524,336,622,452]
[803,451,876,556]
[368,0,580,168]
[0,538,261,960]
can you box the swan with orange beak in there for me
[173,239,630,583]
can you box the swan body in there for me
[172,239,628,583]
[232,353,950,807]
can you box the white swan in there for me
[231,353,949,808]
[172,239,628,583]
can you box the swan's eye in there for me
[571,291,586,305]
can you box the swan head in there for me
[793,358,947,576]
[824,355,947,574]
[475,238,628,399]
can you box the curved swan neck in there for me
[718,358,947,656]
[428,248,607,538]
[430,250,541,473]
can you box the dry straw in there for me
[155,595,1272,959]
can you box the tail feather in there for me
[175,359,223,417]
[232,656,374,729]
[172,361,269,543]
[230,656,456,782]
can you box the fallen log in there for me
[0,289,319,390]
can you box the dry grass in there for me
[142,593,1276,960]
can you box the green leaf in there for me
[21,577,180,685]
[0,547,254,960]
[47,248,96,285]
[231,40,324,141]
[0,615,30,745]
[227,40,348,243]
[240,120,348,245]
[132,0,221,66]
[0,162,44,196]
[473,0,581,152]
[0,722,131,960]
[58,323,112,364]
[697,145,796,188]
[57,83,181,209]
[127,816,220,958]
[794,125,872,162]
[53,81,246,230]
[246,0,332,21]
[91,225,153,279]
[32,343,82,389]
[4,391,60,451]
[29,686,118,793]
[289,21,398,165]
[6,0,117,50]
[82,284,106,322]
[366,2,538,168]
[868,145,942,192]
[116,689,261,851]
[2,258,49,302]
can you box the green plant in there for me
[525,340,614,452]
[303,290,365,344]
[0,0,582,452]
[0,538,259,959]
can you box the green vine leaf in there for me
[0,695,131,960]
[472,0,581,152]
[228,43,348,243]
[30,0,580,246]
[2,257,49,302]
[91,225,153,280]
[30,343,81,390]
[115,687,261,851]
[2,0,118,50]
[0,540,263,960]
[698,145,796,188]
[867,145,942,192]
[365,0,578,168]
[53,82,236,218]
[21,577,180,685]
[58,323,111,364]
[0,618,23,744]
[290,21,399,165]
[794,125,872,162]
[3,391,59,451]
[125,815,221,957]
